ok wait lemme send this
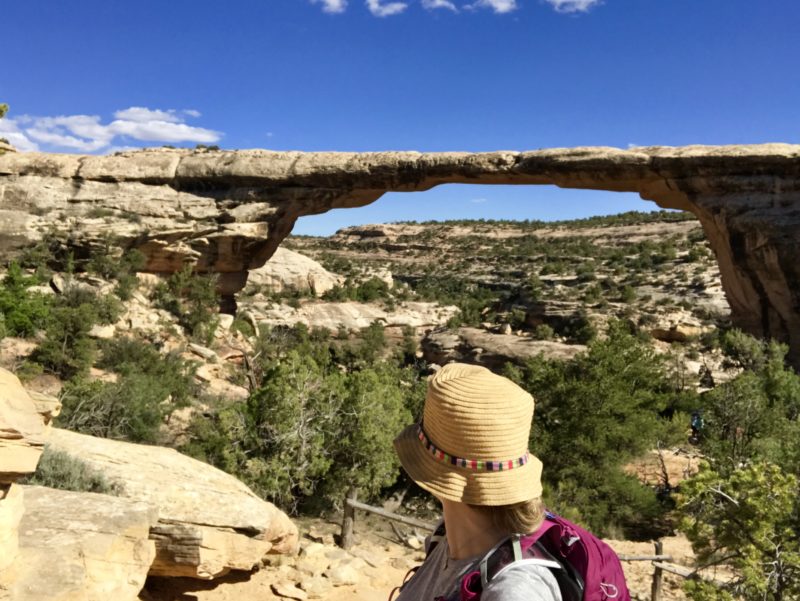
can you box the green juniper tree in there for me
[505,320,692,537]
[679,463,799,601]
[678,332,800,601]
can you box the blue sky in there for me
[2,0,798,234]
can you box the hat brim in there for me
[393,423,543,506]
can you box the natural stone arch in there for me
[1,144,799,363]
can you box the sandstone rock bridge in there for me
[1,144,799,363]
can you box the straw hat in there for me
[394,363,543,506]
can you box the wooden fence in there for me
[341,496,708,601]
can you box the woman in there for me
[392,363,562,601]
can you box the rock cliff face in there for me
[2,144,799,361]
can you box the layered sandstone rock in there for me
[422,327,585,368]
[1,144,799,361]
[250,300,458,333]
[5,486,157,601]
[0,369,57,595]
[47,428,298,579]
[0,369,49,480]
[0,483,24,573]
[247,247,343,297]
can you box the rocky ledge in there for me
[47,428,299,580]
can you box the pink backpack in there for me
[434,512,630,601]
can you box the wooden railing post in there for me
[340,487,358,550]
[651,540,664,601]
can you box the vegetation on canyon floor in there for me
[2,212,798,599]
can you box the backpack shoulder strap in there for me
[426,520,447,556]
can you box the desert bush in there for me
[183,351,417,512]
[97,337,197,405]
[413,275,498,327]
[57,372,187,444]
[83,239,146,301]
[558,310,597,345]
[323,276,391,303]
[33,303,96,379]
[152,265,219,344]
[32,287,121,379]
[505,320,693,537]
[679,463,799,601]
[0,262,51,338]
[699,332,800,474]
[22,446,119,495]
[230,316,255,338]
[339,320,387,366]
[55,337,197,443]
[677,332,800,600]
[620,285,637,304]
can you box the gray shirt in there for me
[396,533,563,601]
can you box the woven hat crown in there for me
[423,363,534,463]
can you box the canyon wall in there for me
[1,144,798,361]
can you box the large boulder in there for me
[247,247,342,297]
[3,486,157,601]
[422,327,585,368]
[47,428,298,580]
[0,484,24,573]
[0,368,49,483]
[0,367,56,587]
[251,300,457,333]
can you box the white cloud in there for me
[544,0,601,13]
[308,0,602,16]
[422,0,458,11]
[0,118,40,152]
[468,0,518,14]
[366,0,408,16]
[312,0,348,13]
[113,107,183,123]
[1,106,222,153]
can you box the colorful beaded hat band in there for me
[417,423,529,472]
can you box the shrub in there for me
[31,286,121,379]
[699,332,800,475]
[97,337,197,405]
[33,302,97,379]
[679,463,799,601]
[678,332,800,600]
[505,321,692,537]
[22,446,119,495]
[322,276,391,303]
[620,285,637,304]
[230,316,255,338]
[152,265,220,344]
[183,352,416,512]
[57,372,186,444]
[0,262,51,337]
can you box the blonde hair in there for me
[470,496,546,535]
